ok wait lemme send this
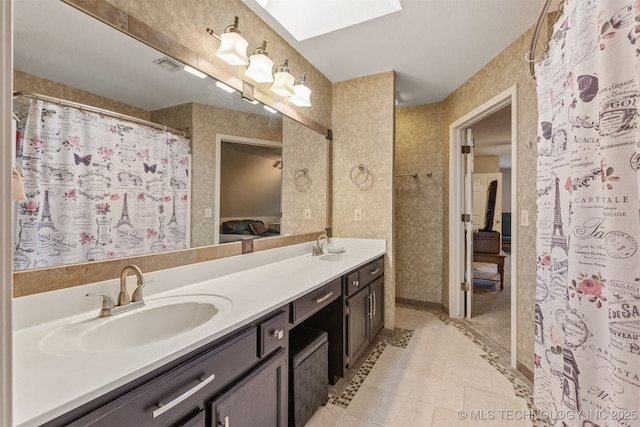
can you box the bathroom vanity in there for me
[12,238,386,426]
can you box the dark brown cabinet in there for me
[209,348,287,427]
[47,309,288,427]
[344,258,384,368]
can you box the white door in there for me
[473,173,503,232]
[464,129,474,318]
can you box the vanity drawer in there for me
[258,310,288,357]
[358,257,384,288]
[65,328,259,427]
[291,278,341,324]
[344,270,361,297]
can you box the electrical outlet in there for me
[205,208,212,218]
[521,209,529,227]
[304,209,311,220]
[354,209,362,222]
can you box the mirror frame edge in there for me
[12,0,333,297]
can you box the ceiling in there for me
[241,0,546,107]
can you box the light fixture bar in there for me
[183,65,207,79]
[264,105,278,114]
[215,81,236,93]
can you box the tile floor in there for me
[306,306,545,427]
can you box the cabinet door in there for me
[210,349,287,427]
[369,278,384,338]
[346,288,370,368]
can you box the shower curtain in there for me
[13,99,191,270]
[535,0,640,425]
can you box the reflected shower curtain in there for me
[14,99,191,270]
[535,0,640,425]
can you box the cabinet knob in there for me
[273,329,284,340]
[353,280,359,287]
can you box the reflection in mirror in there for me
[12,0,329,271]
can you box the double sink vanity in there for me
[13,238,386,426]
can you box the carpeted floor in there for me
[463,252,512,355]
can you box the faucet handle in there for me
[86,293,116,312]
[131,280,152,302]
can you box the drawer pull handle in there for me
[372,291,376,317]
[273,329,284,339]
[224,415,230,427]
[315,291,334,304]
[152,373,216,418]
[369,268,381,276]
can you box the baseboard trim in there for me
[396,297,445,312]
[517,361,534,382]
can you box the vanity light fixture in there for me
[270,59,295,97]
[245,40,274,83]
[209,16,249,66]
[215,81,236,93]
[289,73,312,107]
[264,105,278,114]
[183,65,207,79]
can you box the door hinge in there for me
[345,306,350,316]
[461,214,471,222]
[461,282,470,291]
[461,145,471,154]
[346,355,350,365]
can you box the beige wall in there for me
[395,103,444,304]
[333,71,396,329]
[474,156,500,173]
[220,144,281,218]
[281,117,328,235]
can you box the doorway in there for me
[448,85,518,368]
[467,105,513,356]
[214,135,283,244]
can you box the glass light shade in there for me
[271,71,295,97]
[245,54,274,83]
[289,84,312,107]
[215,32,249,66]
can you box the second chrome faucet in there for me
[87,264,147,317]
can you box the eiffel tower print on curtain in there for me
[551,177,568,254]
[38,190,58,231]
[115,193,134,228]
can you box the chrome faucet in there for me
[87,264,147,317]
[312,234,331,256]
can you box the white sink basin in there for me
[318,252,347,262]
[40,294,232,355]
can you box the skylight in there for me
[255,0,402,41]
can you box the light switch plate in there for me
[304,209,311,220]
[521,209,529,227]
[354,209,362,221]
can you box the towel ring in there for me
[294,168,311,188]
[350,164,370,186]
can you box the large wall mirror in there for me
[12,0,330,273]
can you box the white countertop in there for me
[12,238,386,426]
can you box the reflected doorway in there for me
[214,135,283,244]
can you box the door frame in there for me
[1,0,13,423]
[448,85,518,368]
[214,134,283,244]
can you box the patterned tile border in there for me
[327,328,413,408]
[328,305,547,427]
